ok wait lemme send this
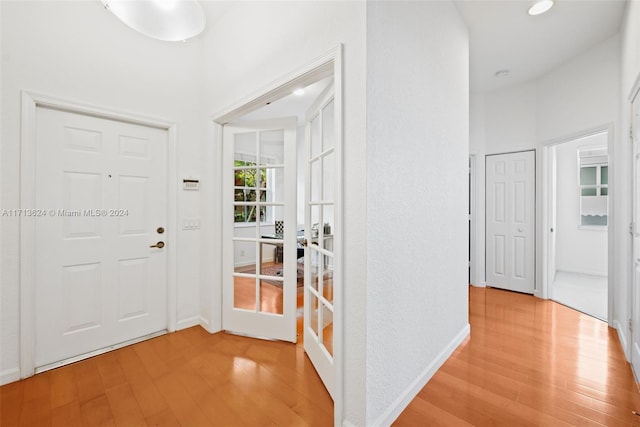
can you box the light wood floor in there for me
[2,286,639,426]
[395,286,640,426]
[0,327,333,426]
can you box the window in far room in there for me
[578,147,608,227]
[234,156,274,224]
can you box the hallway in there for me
[396,286,640,426]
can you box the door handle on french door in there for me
[150,241,165,249]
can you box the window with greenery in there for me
[578,147,608,227]
[234,160,271,223]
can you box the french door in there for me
[35,107,168,370]
[222,118,298,342]
[486,150,535,294]
[303,83,336,398]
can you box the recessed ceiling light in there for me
[494,69,510,78]
[293,88,305,96]
[528,0,554,16]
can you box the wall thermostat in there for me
[183,178,199,190]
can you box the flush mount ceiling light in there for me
[101,0,206,42]
[293,88,305,96]
[528,0,554,16]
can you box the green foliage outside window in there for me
[234,160,267,223]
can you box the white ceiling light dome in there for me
[528,0,555,16]
[102,0,206,42]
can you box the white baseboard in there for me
[1,367,21,386]
[176,316,200,331]
[199,315,210,330]
[614,319,630,361]
[235,256,276,269]
[471,281,486,288]
[342,421,359,427]
[556,268,607,278]
[371,323,471,427]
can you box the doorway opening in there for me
[546,130,610,321]
[211,46,343,424]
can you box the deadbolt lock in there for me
[150,241,165,249]
[157,227,165,234]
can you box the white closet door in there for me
[35,107,168,369]
[486,151,535,294]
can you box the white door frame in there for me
[630,72,640,367]
[541,124,614,326]
[210,45,344,425]
[469,154,477,285]
[19,91,179,378]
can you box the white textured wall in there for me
[537,37,620,143]
[366,2,469,425]
[0,1,204,384]
[618,0,640,359]
[485,82,538,154]
[199,2,367,425]
[554,135,608,276]
[472,35,620,300]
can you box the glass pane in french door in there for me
[322,100,335,151]
[231,128,289,316]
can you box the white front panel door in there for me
[35,107,168,369]
[631,90,640,376]
[304,83,336,398]
[486,151,535,294]
[222,118,297,342]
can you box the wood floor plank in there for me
[49,365,77,409]
[104,383,148,427]
[96,352,128,391]
[0,379,24,426]
[79,394,115,427]
[50,401,83,427]
[145,408,181,427]
[72,358,105,405]
[153,371,214,427]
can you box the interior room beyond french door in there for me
[486,150,535,294]
[34,107,168,369]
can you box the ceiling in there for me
[198,0,627,95]
[453,0,627,93]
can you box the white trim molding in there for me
[0,368,21,386]
[19,91,179,379]
[371,324,471,427]
[175,316,201,331]
[614,319,630,361]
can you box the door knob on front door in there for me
[150,241,165,248]
[157,227,165,234]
